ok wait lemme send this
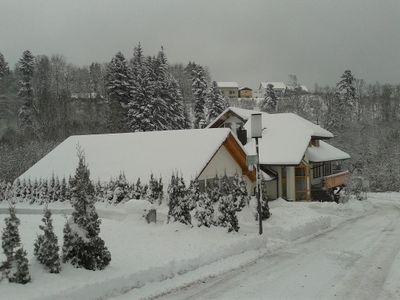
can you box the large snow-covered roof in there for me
[217,82,239,88]
[306,141,350,162]
[18,128,234,183]
[207,107,337,165]
[260,82,287,90]
[206,107,261,128]
[244,113,335,165]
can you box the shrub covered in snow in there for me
[1,206,31,283]
[62,152,111,270]
[34,207,61,273]
[167,174,191,225]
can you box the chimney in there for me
[236,127,247,146]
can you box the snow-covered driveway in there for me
[158,200,400,300]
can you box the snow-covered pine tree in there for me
[207,175,221,203]
[154,48,187,130]
[191,65,208,128]
[17,50,36,135]
[219,174,231,197]
[60,177,68,202]
[105,52,130,132]
[217,194,240,233]
[48,174,56,202]
[260,83,277,113]
[112,173,129,203]
[1,206,30,283]
[167,174,191,225]
[157,178,164,205]
[217,175,240,232]
[128,55,157,132]
[39,180,49,205]
[9,247,30,284]
[62,151,111,270]
[25,179,33,204]
[0,52,9,79]
[133,178,143,200]
[334,70,357,126]
[34,207,61,273]
[187,179,201,210]
[232,174,249,209]
[147,174,158,204]
[31,179,39,204]
[194,192,214,227]
[206,81,228,124]
[1,206,21,275]
[260,193,271,220]
[61,220,73,263]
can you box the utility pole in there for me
[251,113,263,235]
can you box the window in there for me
[313,164,322,178]
[323,162,332,176]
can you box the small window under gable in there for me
[311,139,320,147]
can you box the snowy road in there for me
[156,201,400,300]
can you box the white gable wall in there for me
[198,145,254,194]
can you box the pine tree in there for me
[9,247,31,284]
[60,177,68,202]
[261,83,277,113]
[34,207,61,273]
[1,206,30,283]
[128,56,157,132]
[206,81,228,124]
[194,192,214,227]
[62,151,111,270]
[147,174,158,204]
[167,174,191,225]
[191,65,208,128]
[134,178,143,199]
[112,173,129,203]
[17,50,36,135]
[0,52,9,79]
[105,52,130,132]
[327,70,358,131]
[207,175,221,203]
[232,174,249,209]
[187,179,201,210]
[218,194,240,233]
[1,207,21,271]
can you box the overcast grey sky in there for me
[1,0,399,89]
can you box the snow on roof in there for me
[239,87,252,91]
[18,128,233,184]
[244,113,313,165]
[260,82,287,90]
[306,141,350,162]
[207,107,338,165]
[241,110,333,165]
[217,82,239,88]
[300,85,309,92]
[206,107,261,128]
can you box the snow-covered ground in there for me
[0,194,392,300]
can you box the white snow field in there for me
[0,194,397,300]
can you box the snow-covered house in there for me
[238,87,253,98]
[207,107,351,201]
[18,128,255,192]
[217,82,239,101]
[259,82,287,98]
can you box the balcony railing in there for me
[324,170,350,189]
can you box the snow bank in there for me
[0,195,377,300]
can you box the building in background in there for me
[217,82,239,101]
[259,82,287,97]
[207,107,350,202]
[238,87,253,98]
